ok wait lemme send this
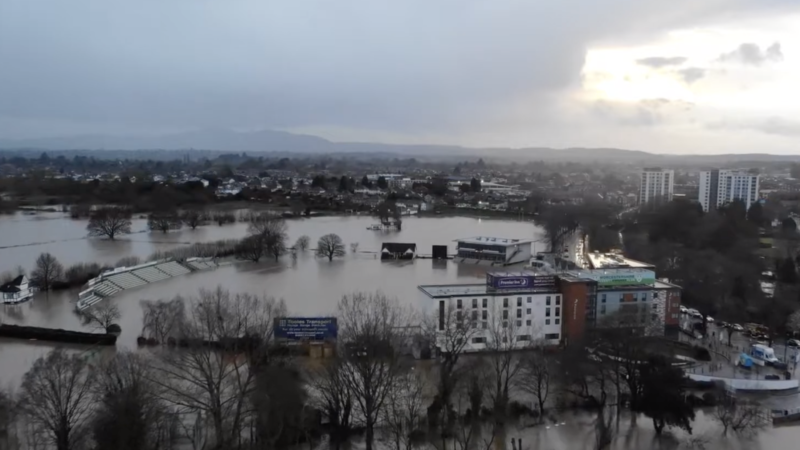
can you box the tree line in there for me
[0,288,763,450]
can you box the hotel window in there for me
[555,307,561,316]
[516,320,522,327]
[472,298,477,308]
[516,309,522,318]
[526,319,531,326]
[457,299,462,309]
[471,310,478,321]
[482,322,488,329]
[482,310,488,320]
[546,296,551,306]
[502,337,508,343]
[556,295,561,305]
[517,298,522,307]
[456,311,462,321]
[503,298,508,308]
[503,310,508,319]
[546,308,551,317]
[546,319,550,325]
[527,296,532,303]
[472,337,486,344]
[503,321,508,328]
[555,318,560,325]
[600,305,606,314]
[483,298,488,308]
[545,333,560,340]
[518,335,530,341]
[526,308,531,315]
[439,301,445,331]
[601,294,606,303]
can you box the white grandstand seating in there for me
[105,272,148,290]
[155,261,191,277]
[132,266,172,283]
[77,294,102,310]
[187,260,216,271]
[93,281,121,297]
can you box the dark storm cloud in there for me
[0,0,797,139]
[636,56,688,68]
[718,42,784,65]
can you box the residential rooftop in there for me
[585,252,653,269]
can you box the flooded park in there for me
[1,210,800,449]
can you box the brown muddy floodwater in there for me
[0,211,544,382]
[2,211,800,449]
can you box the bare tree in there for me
[31,252,63,291]
[336,292,414,450]
[714,396,769,436]
[449,381,498,450]
[0,388,21,450]
[235,235,267,262]
[147,287,286,450]
[307,360,354,449]
[115,256,141,268]
[350,242,360,254]
[148,210,183,233]
[181,208,208,230]
[788,309,800,336]
[249,365,308,450]
[80,301,121,332]
[19,349,96,450]
[294,235,310,252]
[248,213,288,261]
[92,351,179,450]
[316,233,346,261]
[87,206,133,240]
[382,371,427,450]
[140,297,185,344]
[520,350,552,420]
[421,302,479,435]
[483,302,536,421]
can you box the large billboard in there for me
[274,317,338,341]
[575,270,656,287]
[487,273,556,289]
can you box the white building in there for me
[639,169,674,206]
[0,275,33,304]
[699,170,760,212]
[419,273,563,352]
[455,236,533,265]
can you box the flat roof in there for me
[597,280,682,291]
[586,252,653,269]
[455,236,534,246]
[418,284,559,298]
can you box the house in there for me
[0,275,33,304]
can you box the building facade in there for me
[0,275,33,304]
[454,237,533,265]
[419,269,681,352]
[639,169,674,206]
[699,170,760,212]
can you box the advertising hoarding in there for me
[274,317,338,341]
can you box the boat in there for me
[367,224,382,230]
[772,408,800,425]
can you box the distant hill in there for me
[1,128,799,162]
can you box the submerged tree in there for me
[638,355,695,435]
[31,252,63,291]
[80,301,121,332]
[317,234,346,261]
[87,206,133,240]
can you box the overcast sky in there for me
[1,0,799,154]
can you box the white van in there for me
[751,344,780,365]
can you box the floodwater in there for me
[0,211,544,383]
[2,211,800,449]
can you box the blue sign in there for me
[274,317,338,341]
[496,276,532,288]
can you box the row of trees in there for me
[1,288,764,450]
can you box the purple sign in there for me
[487,273,556,289]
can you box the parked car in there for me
[732,323,744,332]
[787,339,800,348]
